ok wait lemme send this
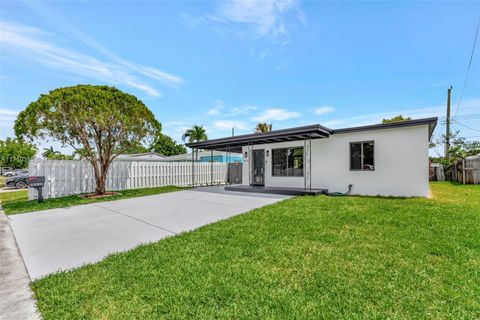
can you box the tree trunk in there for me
[92,160,110,195]
[96,173,107,195]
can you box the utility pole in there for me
[232,126,235,137]
[445,86,452,159]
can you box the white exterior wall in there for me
[242,125,430,197]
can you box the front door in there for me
[252,149,265,186]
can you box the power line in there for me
[453,17,480,120]
[453,120,480,132]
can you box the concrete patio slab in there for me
[9,187,289,280]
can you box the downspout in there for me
[309,133,312,192]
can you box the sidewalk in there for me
[0,204,40,320]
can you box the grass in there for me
[0,186,184,215]
[31,182,480,319]
[0,176,5,188]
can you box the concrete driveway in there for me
[9,187,289,279]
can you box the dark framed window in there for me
[272,147,304,177]
[350,141,374,171]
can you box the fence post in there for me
[191,149,195,187]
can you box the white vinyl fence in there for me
[28,159,228,200]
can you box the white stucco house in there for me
[186,117,437,197]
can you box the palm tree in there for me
[42,146,61,159]
[255,122,272,133]
[182,125,208,161]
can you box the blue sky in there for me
[1,0,479,157]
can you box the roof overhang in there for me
[333,117,438,140]
[186,124,332,152]
[186,117,438,152]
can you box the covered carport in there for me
[186,124,332,195]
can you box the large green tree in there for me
[431,130,480,166]
[150,133,187,156]
[0,138,37,168]
[15,85,161,194]
[182,125,208,161]
[382,115,412,123]
[255,122,272,133]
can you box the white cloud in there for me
[0,21,183,97]
[208,108,221,116]
[0,108,19,138]
[212,120,247,130]
[314,106,335,116]
[218,0,300,37]
[207,99,225,115]
[230,104,258,115]
[322,98,480,129]
[253,108,300,121]
[0,108,19,116]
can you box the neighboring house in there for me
[164,150,242,163]
[116,152,166,161]
[187,117,437,197]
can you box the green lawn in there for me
[32,182,480,319]
[0,186,184,215]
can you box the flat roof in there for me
[186,124,332,152]
[186,117,437,152]
[333,117,438,138]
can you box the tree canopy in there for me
[0,138,37,168]
[382,115,412,123]
[15,85,161,194]
[116,141,149,155]
[42,146,74,160]
[151,133,187,156]
[182,125,207,161]
[182,125,208,143]
[431,130,480,166]
[255,122,272,133]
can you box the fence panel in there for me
[28,159,228,200]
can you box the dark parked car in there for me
[5,173,29,189]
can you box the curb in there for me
[0,203,41,320]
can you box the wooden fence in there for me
[28,159,228,200]
[447,154,480,184]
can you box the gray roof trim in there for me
[186,124,332,150]
[333,117,438,139]
[186,117,438,150]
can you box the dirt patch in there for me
[78,192,121,199]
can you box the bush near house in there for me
[31,182,480,319]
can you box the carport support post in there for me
[304,135,312,192]
[304,139,306,191]
[227,144,230,186]
[248,143,253,186]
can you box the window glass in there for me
[272,149,288,176]
[362,142,374,170]
[288,147,304,176]
[350,141,374,171]
[350,143,362,170]
[272,147,304,176]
